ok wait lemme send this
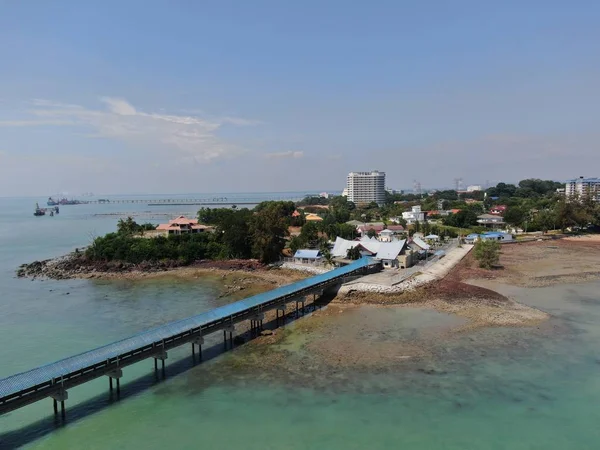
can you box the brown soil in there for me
[455,239,600,287]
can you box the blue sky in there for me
[1,1,599,196]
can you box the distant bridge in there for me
[78,195,312,206]
[0,258,379,418]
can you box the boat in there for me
[47,197,59,206]
[34,203,46,216]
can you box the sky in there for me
[1,1,599,196]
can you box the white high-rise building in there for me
[565,177,600,202]
[346,171,386,205]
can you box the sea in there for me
[1,194,600,449]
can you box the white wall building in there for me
[402,205,425,224]
[565,177,600,202]
[346,171,386,206]
[467,185,482,192]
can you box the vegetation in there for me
[116,217,156,235]
[86,176,599,268]
[473,239,501,269]
[346,246,362,260]
[88,201,297,265]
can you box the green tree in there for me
[503,206,525,228]
[289,235,305,255]
[250,203,289,263]
[300,221,319,245]
[346,246,362,260]
[367,228,377,238]
[117,217,139,236]
[474,239,501,269]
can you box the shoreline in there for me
[15,238,600,334]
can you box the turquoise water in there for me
[1,196,600,448]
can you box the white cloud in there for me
[0,97,258,163]
[263,150,304,159]
[100,97,137,116]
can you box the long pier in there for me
[64,195,312,205]
[0,258,378,418]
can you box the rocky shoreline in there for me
[17,252,266,280]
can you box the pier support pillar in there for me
[276,305,286,327]
[193,336,204,361]
[153,350,168,378]
[250,314,265,336]
[107,369,123,397]
[50,389,68,418]
[224,325,235,348]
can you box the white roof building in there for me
[331,236,407,261]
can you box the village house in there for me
[490,205,507,215]
[293,249,323,264]
[331,236,414,269]
[356,224,405,240]
[477,214,505,228]
[465,231,514,244]
[156,216,213,236]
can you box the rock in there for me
[260,329,274,336]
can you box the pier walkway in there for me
[0,258,378,417]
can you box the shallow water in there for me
[2,197,600,449]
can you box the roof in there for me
[333,237,408,260]
[157,223,211,231]
[425,234,440,239]
[386,225,405,231]
[466,233,479,239]
[375,240,406,260]
[482,232,509,237]
[332,236,360,258]
[294,249,321,259]
[566,177,600,183]
[170,216,199,225]
[379,229,394,234]
[305,213,323,221]
[410,236,430,250]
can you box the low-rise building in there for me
[480,231,514,242]
[356,224,405,239]
[156,216,213,236]
[466,232,514,243]
[490,205,507,215]
[477,214,505,228]
[330,236,413,269]
[402,206,425,224]
[294,249,323,264]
